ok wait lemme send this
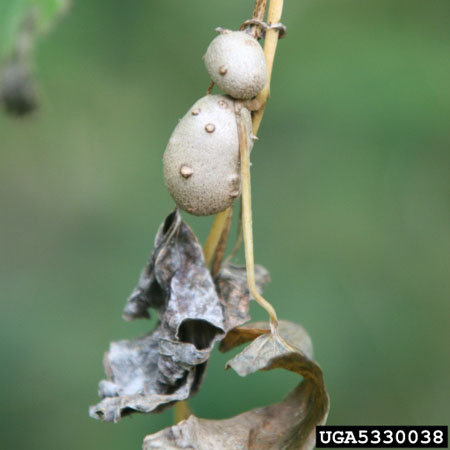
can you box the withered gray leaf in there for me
[123,209,225,347]
[216,264,270,330]
[90,210,271,422]
[142,321,329,450]
[89,324,206,422]
[124,210,270,345]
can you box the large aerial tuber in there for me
[163,94,252,216]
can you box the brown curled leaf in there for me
[142,321,329,450]
[225,320,314,375]
[218,323,270,353]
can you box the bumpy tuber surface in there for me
[204,30,267,100]
[163,95,252,216]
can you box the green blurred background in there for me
[1,0,449,448]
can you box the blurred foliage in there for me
[0,1,27,59]
[0,0,68,59]
[0,0,449,449]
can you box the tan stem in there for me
[250,0,268,38]
[252,0,268,20]
[175,0,285,425]
[223,199,243,265]
[203,207,232,267]
[203,0,284,324]
[174,400,191,424]
[252,0,285,135]
[222,0,284,262]
[235,0,285,331]
[211,208,233,277]
[206,80,215,95]
[236,105,278,329]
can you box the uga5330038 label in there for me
[316,426,448,448]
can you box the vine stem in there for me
[174,400,191,424]
[200,0,270,264]
[211,208,233,277]
[175,0,285,422]
[252,0,284,135]
[174,0,283,423]
[231,0,284,332]
[236,104,278,330]
[252,0,268,20]
[223,200,242,265]
[251,0,268,38]
[202,0,284,266]
[203,207,233,268]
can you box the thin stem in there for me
[173,400,191,424]
[211,207,233,277]
[252,0,285,135]
[252,0,268,21]
[251,0,268,38]
[223,199,243,265]
[206,80,215,95]
[234,0,284,331]
[174,0,285,424]
[236,104,278,330]
[202,0,271,262]
[203,207,232,267]
[203,0,284,314]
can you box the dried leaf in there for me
[216,264,270,330]
[218,323,270,353]
[90,211,271,422]
[89,325,205,422]
[124,211,270,344]
[143,321,329,450]
[225,321,314,376]
[123,210,225,344]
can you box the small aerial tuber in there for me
[204,30,267,100]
